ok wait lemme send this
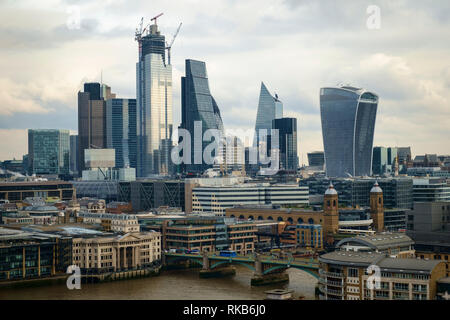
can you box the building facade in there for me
[136,21,172,177]
[253,82,283,150]
[191,184,309,214]
[28,129,70,175]
[307,151,325,168]
[318,250,446,300]
[78,83,116,174]
[106,98,137,169]
[272,117,298,171]
[72,232,161,273]
[320,85,378,177]
[178,59,224,175]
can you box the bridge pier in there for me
[199,251,236,278]
[250,254,289,286]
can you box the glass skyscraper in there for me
[28,129,70,175]
[106,98,137,169]
[320,85,378,178]
[253,82,283,148]
[179,59,224,174]
[136,22,173,177]
[272,118,298,171]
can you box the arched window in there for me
[378,197,381,204]
[287,217,293,224]
[333,200,336,206]
[239,215,245,220]
[308,218,314,224]
[267,216,273,220]
[248,215,254,220]
[297,218,304,224]
[230,215,235,218]
[277,216,284,222]
[258,216,263,220]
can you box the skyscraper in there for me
[253,82,283,148]
[307,151,325,168]
[179,59,224,174]
[69,135,78,176]
[135,20,173,177]
[320,85,378,178]
[77,82,115,174]
[272,117,298,171]
[28,129,70,175]
[106,98,137,169]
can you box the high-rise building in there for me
[272,118,298,171]
[69,135,78,176]
[28,129,70,175]
[253,82,283,150]
[136,20,173,177]
[372,146,388,175]
[77,82,115,174]
[320,85,378,177]
[106,98,137,169]
[179,59,224,174]
[307,151,325,168]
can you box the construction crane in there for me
[165,22,182,65]
[151,12,164,25]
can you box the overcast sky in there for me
[0,0,449,163]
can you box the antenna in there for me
[165,22,182,65]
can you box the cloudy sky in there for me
[0,0,449,163]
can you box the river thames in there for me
[0,266,318,300]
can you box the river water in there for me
[0,266,318,300]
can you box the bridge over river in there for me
[163,252,319,285]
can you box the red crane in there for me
[151,12,164,25]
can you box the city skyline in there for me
[1,1,450,162]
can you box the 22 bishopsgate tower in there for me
[320,85,378,178]
[135,19,173,177]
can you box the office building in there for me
[272,118,298,171]
[307,151,325,168]
[318,250,446,300]
[78,82,116,173]
[190,183,309,214]
[72,231,161,273]
[27,129,70,175]
[106,98,137,169]
[178,59,224,174]
[320,85,378,177]
[407,202,450,233]
[413,178,450,202]
[301,177,413,209]
[117,180,185,212]
[0,228,72,281]
[253,82,283,150]
[372,146,388,175]
[69,135,78,176]
[0,181,75,202]
[136,19,173,177]
[296,224,323,249]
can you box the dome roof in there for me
[370,181,383,193]
[325,182,338,195]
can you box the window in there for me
[348,268,358,277]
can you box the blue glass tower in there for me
[253,82,283,148]
[320,85,378,178]
[106,98,137,169]
[28,129,70,175]
[179,59,224,174]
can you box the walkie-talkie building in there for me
[320,85,378,178]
